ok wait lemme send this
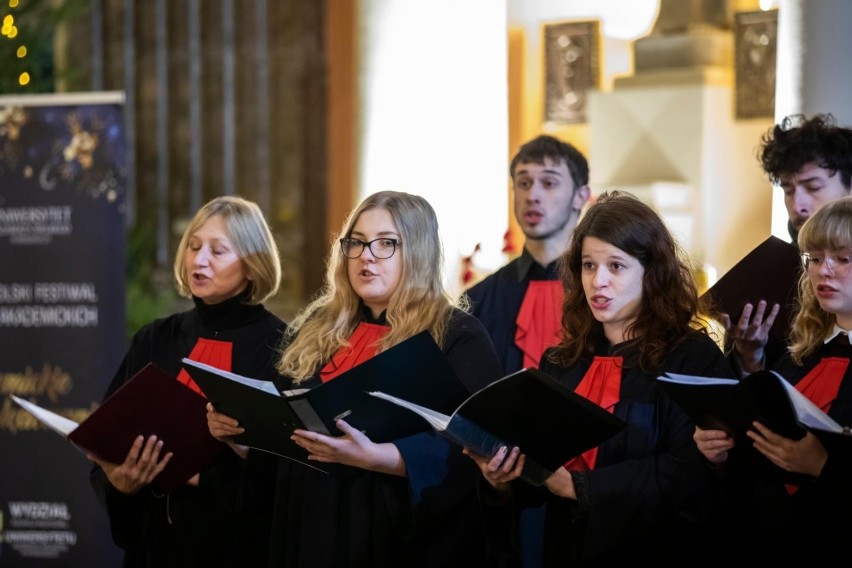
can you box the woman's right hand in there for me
[88,434,172,494]
[694,426,735,464]
[721,300,778,373]
[206,403,249,458]
[463,445,525,492]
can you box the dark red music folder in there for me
[11,363,225,490]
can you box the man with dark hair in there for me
[727,113,852,373]
[464,134,590,375]
[761,113,852,241]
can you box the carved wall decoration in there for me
[543,20,600,125]
[734,9,778,119]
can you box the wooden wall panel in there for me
[62,0,330,318]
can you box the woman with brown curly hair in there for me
[469,190,732,566]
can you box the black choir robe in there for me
[714,334,852,565]
[482,330,733,567]
[258,308,503,568]
[465,249,558,374]
[89,294,287,568]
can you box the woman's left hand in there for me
[544,466,576,500]
[464,446,524,492]
[747,421,828,477]
[291,419,405,476]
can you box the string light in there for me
[2,15,15,37]
[5,0,27,89]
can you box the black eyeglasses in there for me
[339,237,401,259]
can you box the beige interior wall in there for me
[509,0,776,286]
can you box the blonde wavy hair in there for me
[789,196,852,364]
[278,191,458,383]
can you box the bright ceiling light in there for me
[598,0,660,40]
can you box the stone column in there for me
[770,0,852,237]
[775,0,852,125]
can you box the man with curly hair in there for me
[726,113,852,374]
[763,113,852,242]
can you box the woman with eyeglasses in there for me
[207,190,503,567]
[695,196,852,564]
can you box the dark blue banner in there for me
[0,93,126,566]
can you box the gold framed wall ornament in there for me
[734,9,778,120]
[543,20,601,125]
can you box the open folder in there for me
[369,368,627,485]
[10,363,223,490]
[182,330,472,473]
[657,370,851,442]
[700,236,801,340]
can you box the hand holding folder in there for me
[182,330,472,473]
[657,370,851,442]
[10,363,223,490]
[369,368,627,485]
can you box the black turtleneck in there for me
[192,288,269,331]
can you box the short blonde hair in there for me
[790,196,852,363]
[173,195,281,304]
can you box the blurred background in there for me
[2,2,851,563]
[2,0,850,328]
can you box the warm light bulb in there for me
[18,71,29,85]
[598,0,660,40]
[16,45,26,57]
[10,0,20,8]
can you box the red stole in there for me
[177,337,233,396]
[784,356,847,494]
[794,357,848,413]
[515,280,564,369]
[319,322,391,383]
[563,356,623,471]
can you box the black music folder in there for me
[657,370,851,442]
[11,363,223,490]
[182,330,471,472]
[701,236,801,340]
[369,368,627,485]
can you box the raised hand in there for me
[721,300,780,373]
